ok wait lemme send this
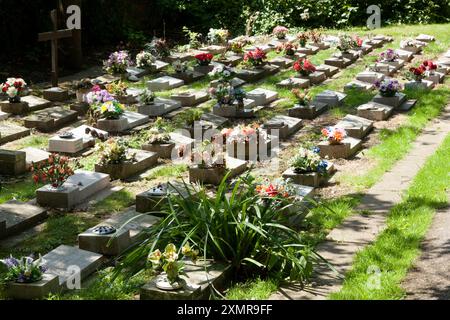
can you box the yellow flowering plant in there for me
[98,100,125,120]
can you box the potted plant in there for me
[276,42,298,57]
[139,88,156,106]
[148,243,199,290]
[374,78,402,97]
[207,28,229,45]
[136,50,156,70]
[142,128,175,159]
[293,58,316,77]
[194,53,214,74]
[146,38,171,59]
[95,138,139,180]
[309,29,326,49]
[106,81,134,104]
[31,154,75,190]
[224,124,271,161]
[1,77,27,103]
[182,27,202,49]
[296,32,309,47]
[243,47,267,68]
[273,26,289,40]
[72,78,93,103]
[378,49,401,67]
[103,51,132,76]
[336,34,355,60]
[230,41,245,55]
[209,65,234,85]
[210,82,237,117]
[321,127,347,145]
[95,100,128,133]
[289,89,327,119]
[189,140,227,185]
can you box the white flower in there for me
[6,86,18,98]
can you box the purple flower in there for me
[0,257,19,269]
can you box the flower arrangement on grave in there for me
[98,100,125,120]
[321,127,347,145]
[293,58,316,76]
[1,78,27,103]
[31,154,75,189]
[195,53,214,66]
[154,39,171,58]
[139,89,156,105]
[233,87,246,108]
[273,26,289,40]
[352,36,363,48]
[98,138,136,166]
[86,85,114,105]
[106,81,128,99]
[148,243,199,285]
[374,79,402,97]
[208,65,234,82]
[191,140,226,169]
[183,26,202,49]
[291,89,312,106]
[230,41,245,55]
[379,49,399,62]
[207,28,229,45]
[184,109,203,128]
[172,60,189,73]
[136,51,156,69]
[405,64,426,82]
[296,32,309,47]
[244,48,267,67]
[254,178,300,213]
[0,255,47,284]
[146,128,171,145]
[289,147,328,174]
[422,60,437,75]
[103,51,132,75]
[309,29,323,44]
[222,123,269,145]
[337,34,354,53]
[276,42,297,56]
[400,39,421,49]
[209,82,235,106]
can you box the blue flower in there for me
[312,147,320,154]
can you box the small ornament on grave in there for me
[92,226,117,236]
[292,88,312,106]
[58,131,74,139]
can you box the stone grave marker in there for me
[262,115,303,140]
[20,147,50,169]
[288,101,328,120]
[373,92,407,108]
[316,64,340,78]
[416,34,435,42]
[172,71,204,84]
[357,102,394,121]
[314,90,346,107]
[0,149,26,175]
[404,80,434,90]
[23,107,78,132]
[138,98,182,117]
[425,72,445,85]
[335,115,374,139]
[270,56,295,68]
[147,76,184,91]
[49,125,108,155]
[395,49,414,62]
[36,170,110,210]
[324,57,351,69]
[369,63,396,77]
[97,111,149,133]
[344,80,374,92]
[189,156,247,186]
[277,77,310,89]
[78,210,160,256]
[318,137,362,159]
[0,201,47,239]
[0,95,52,115]
[246,88,278,106]
[210,77,246,88]
[0,123,31,145]
[0,111,9,120]
[396,99,418,112]
[93,74,121,87]
[170,91,209,107]
[201,113,228,128]
[233,68,267,83]
[43,87,69,102]
[297,71,327,85]
[283,162,335,187]
[356,71,385,84]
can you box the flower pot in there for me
[8,96,21,103]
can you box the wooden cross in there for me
[38,10,73,87]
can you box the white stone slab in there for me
[356,71,385,84]
[336,114,374,139]
[138,98,182,117]
[357,102,394,121]
[246,88,278,106]
[20,147,50,169]
[147,76,184,91]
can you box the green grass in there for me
[226,278,279,300]
[10,135,49,150]
[330,133,450,300]
[0,179,41,204]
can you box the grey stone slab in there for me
[318,137,362,159]
[23,107,78,132]
[425,72,445,85]
[314,90,346,107]
[147,76,184,91]
[324,57,351,69]
[0,149,26,175]
[170,91,209,107]
[0,123,31,145]
[397,99,418,112]
[369,63,396,77]
[233,68,266,83]
[395,49,414,62]
[0,101,29,115]
[124,111,150,130]
[316,65,339,77]
[335,115,374,139]
[201,113,228,128]
[0,111,9,120]
[288,102,328,120]
[189,157,247,185]
[0,201,47,239]
[404,80,434,90]
[356,71,384,84]
[19,147,50,169]
[138,98,182,117]
[373,92,407,108]
[357,102,393,121]
[21,95,52,112]
[277,77,310,89]
[344,80,374,92]
[43,245,104,286]
[6,273,59,300]
[171,71,204,84]
[246,88,279,106]
[283,163,335,188]
[43,87,69,102]
[263,115,303,140]
[140,260,231,300]
[78,210,160,256]
[270,56,295,68]
[297,71,327,85]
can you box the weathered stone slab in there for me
[373,92,407,108]
[201,113,228,128]
[0,101,29,115]
[215,55,243,67]
[288,102,328,120]
[95,149,158,180]
[189,157,247,185]
[93,74,121,86]
[324,57,351,69]
[336,115,374,139]
[78,210,160,256]
[36,170,110,209]
[138,98,182,117]
[172,71,204,84]
[425,72,445,85]
[270,56,295,68]
[170,132,195,152]
[263,115,303,139]
[0,149,26,175]
[344,80,374,92]
[210,77,246,88]
[356,71,384,84]
[380,59,405,70]
[246,88,278,106]
[43,245,104,286]
[416,34,435,42]
[147,76,184,91]
[369,63,396,77]
[357,102,393,121]
[397,99,418,112]
[277,77,310,89]
[164,52,194,63]
[140,260,231,300]
[170,91,209,107]
[23,107,78,132]
[0,123,30,145]
[316,64,339,77]
[318,137,362,159]
[0,201,47,239]
[283,163,335,187]
[43,87,69,102]
[233,67,266,83]
[20,147,50,169]
[404,80,434,90]
[5,274,59,300]
[395,49,414,62]
[142,141,175,159]
[314,90,346,107]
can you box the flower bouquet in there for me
[379,49,399,62]
[209,82,235,106]
[293,58,316,76]
[292,88,312,106]
[143,127,174,159]
[321,127,347,145]
[136,51,156,69]
[195,53,214,66]
[406,65,426,82]
[276,42,297,56]
[207,28,229,45]
[98,138,136,166]
[273,26,289,40]
[103,51,132,75]
[290,147,328,174]
[1,78,27,103]
[337,34,354,53]
[209,65,234,83]
[374,79,402,97]
[254,178,302,216]
[352,36,363,48]
[191,140,226,169]
[244,48,267,67]
[106,81,129,103]
[230,41,244,55]
[31,154,75,189]
[223,124,271,160]
[422,60,437,75]
[1,255,47,284]
[309,29,323,44]
[296,32,309,47]
[139,89,156,106]
[148,243,199,289]
[98,100,125,120]
[86,85,114,105]
[172,60,189,73]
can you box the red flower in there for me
[195,53,213,62]
[293,59,316,75]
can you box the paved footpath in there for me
[270,104,450,300]
[401,194,450,300]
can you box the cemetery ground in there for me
[0,22,449,301]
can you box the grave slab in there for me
[395,49,414,62]
[369,63,396,77]
[344,80,374,92]
[318,137,362,159]
[404,80,434,90]
[277,77,310,89]
[397,99,418,112]
[189,157,247,185]
[324,57,351,69]
[93,74,121,86]
[23,107,78,132]
[416,34,435,42]
[373,92,407,108]
[22,95,52,112]
[138,98,182,117]
[0,149,26,175]
[6,274,59,300]
[356,71,385,84]
[316,65,339,78]
[36,170,110,210]
[283,163,335,187]
[20,147,50,169]
[172,71,204,84]
[0,123,31,145]
[78,210,160,256]
[201,112,228,128]
[147,76,184,91]
[314,90,346,107]
[0,201,47,239]
[270,56,295,68]
[357,102,394,121]
[336,114,374,139]
[233,68,266,83]
[425,72,445,85]
[43,87,69,102]
[164,52,194,63]
[0,101,29,115]
[263,115,303,139]
[210,77,246,88]
[215,55,243,67]
[288,102,328,120]
[246,88,279,106]
[170,91,209,107]
[0,111,9,120]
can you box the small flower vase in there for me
[8,96,21,103]
[155,273,184,291]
